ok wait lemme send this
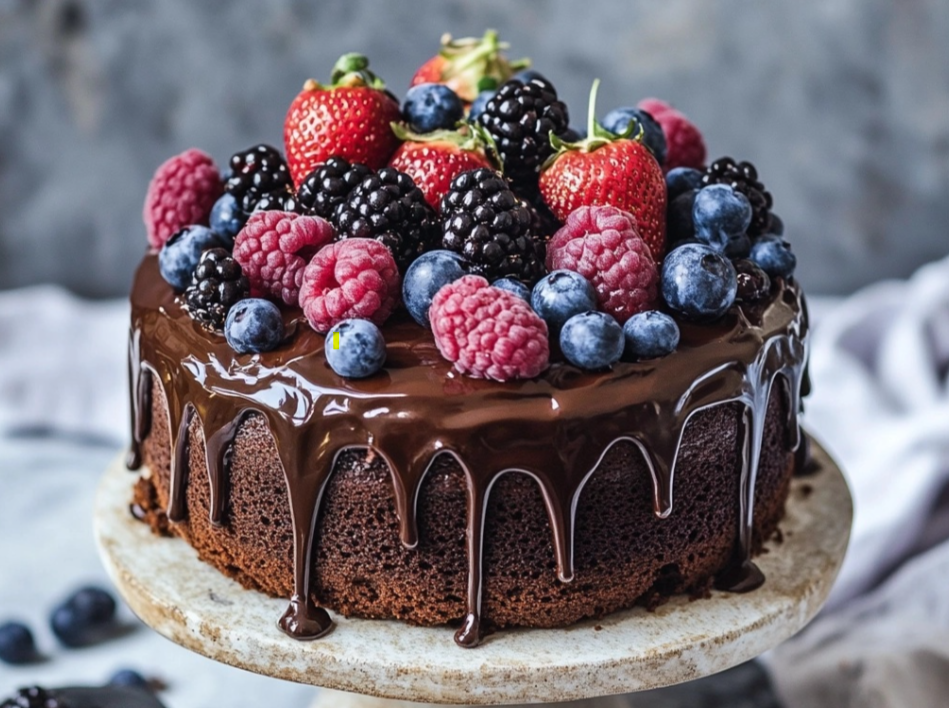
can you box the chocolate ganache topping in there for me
[127,253,808,648]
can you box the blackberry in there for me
[734,259,772,303]
[441,168,546,285]
[514,184,562,239]
[184,249,250,330]
[1,686,70,708]
[477,78,570,186]
[296,157,373,221]
[224,144,297,215]
[332,167,439,272]
[702,157,774,237]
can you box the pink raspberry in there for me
[546,206,659,323]
[638,99,706,172]
[299,238,400,333]
[143,148,223,249]
[430,275,549,382]
[233,211,336,306]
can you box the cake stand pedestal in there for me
[94,436,850,707]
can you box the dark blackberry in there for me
[224,144,297,215]
[184,249,250,330]
[441,168,546,285]
[514,184,562,240]
[477,78,570,185]
[332,167,439,272]
[702,157,774,237]
[296,157,373,220]
[734,259,772,302]
[1,686,70,708]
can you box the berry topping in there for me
[1,686,70,708]
[702,157,774,237]
[233,211,335,305]
[223,144,296,216]
[50,586,117,648]
[402,250,467,327]
[491,277,530,302]
[667,189,698,246]
[637,98,707,171]
[769,213,785,236]
[750,236,796,278]
[733,259,772,302]
[326,319,387,378]
[440,168,545,284]
[0,621,37,665]
[623,311,680,360]
[546,206,659,323]
[560,311,625,371]
[333,167,440,272]
[295,157,373,221]
[299,238,400,333]
[530,270,597,332]
[403,83,465,133]
[225,299,285,354]
[157,225,224,292]
[143,148,223,249]
[661,243,738,321]
[430,275,549,381]
[666,167,705,201]
[692,184,753,256]
[601,107,668,166]
[184,249,250,331]
[467,90,494,122]
[108,669,149,689]
[209,193,245,246]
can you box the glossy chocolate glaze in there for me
[127,254,808,647]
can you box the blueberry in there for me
[468,90,495,122]
[158,225,223,292]
[403,83,464,133]
[225,299,285,354]
[734,259,772,302]
[491,277,531,302]
[601,107,667,166]
[109,668,149,689]
[559,126,586,143]
[403,250,467,327]
[0,621,37,664]
[560,312,625,370]
[692,184,753,255]
[750,236,796,278]
[665,167,704,201]
[209,193,246,247]
[661,243,738,321]
[325,319,386,378]
[667,189,698,245]
[769,213,785,235]
[531,270,597,331]
[51,585,118,647]
[623,311,680,360]
[513,69,549,85]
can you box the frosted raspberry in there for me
[546,206,659,323]
[299,239,400,333]
[430,275,549,381]
[638,99,706,172]
[143,148,223,249]
[233,211,335,306]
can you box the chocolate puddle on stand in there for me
[127,255,808,648]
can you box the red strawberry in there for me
[539,81,668,258]
[409,30,529,103]
[284,53,402,186]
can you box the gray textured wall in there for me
[1,0,947,297]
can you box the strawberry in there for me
[284,53,402,186]
[409,30,529,103]
[539,81,668,258]
[388,124,497,210]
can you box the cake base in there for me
[94,435,850,706]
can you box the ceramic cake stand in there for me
[94,435,850,707]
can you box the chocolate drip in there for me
[128,256,808,647]
[126,329,152,470]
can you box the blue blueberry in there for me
[531,270,597,331]
[559,126,586,143]
[403,250,467,327]
[158,225,223,292]
[750,236,796,278]
[623,311,680,360]
[109,668,149,689]
[51,586,118,647]
[0,621,37,664]
[769,213,785,235]
[665,167,704,201]
[692,184,753,255]
[403,83,464,133]
[209,193,246,247]
[560,312,625,370]
[326,319,386,378]
[667,189,698,245]
[661,243,738,321]
[601,107,667,166]
[225,299,285,354]
[468,90,495,122]
[513,69,549,85]
[491,277,531,302]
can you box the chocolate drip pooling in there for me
[127,255,808,647]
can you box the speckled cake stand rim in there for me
[93,434,850,706]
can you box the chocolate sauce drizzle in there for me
[127,256,808,648]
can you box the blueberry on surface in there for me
[208,193,246,247]
[665,167,704,201]
[109,668,149,689]
[467,90,495,123]
[50,586,118,647]
[560,311,625,370]
[531,270,597,331]
[750,236,796,278]
[601,107,668,166]
[491,277,531,302]
[0,621,37,664]
[402,250,467,327]
[224,299,285,354]
[326,319,387,379]
[667,189,698,246]
[622,311,680,360]
[692,184,753,255]
[158,225,223,292]
[403,83,464,133]
[661,243,738,321]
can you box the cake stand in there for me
[94,435,850,707]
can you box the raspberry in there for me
[638,99,706,172]
[430,275,549,381]
[233,211,335,306]
[299,239,400,333]
[546,206,659,323]
[143,148,223,249]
